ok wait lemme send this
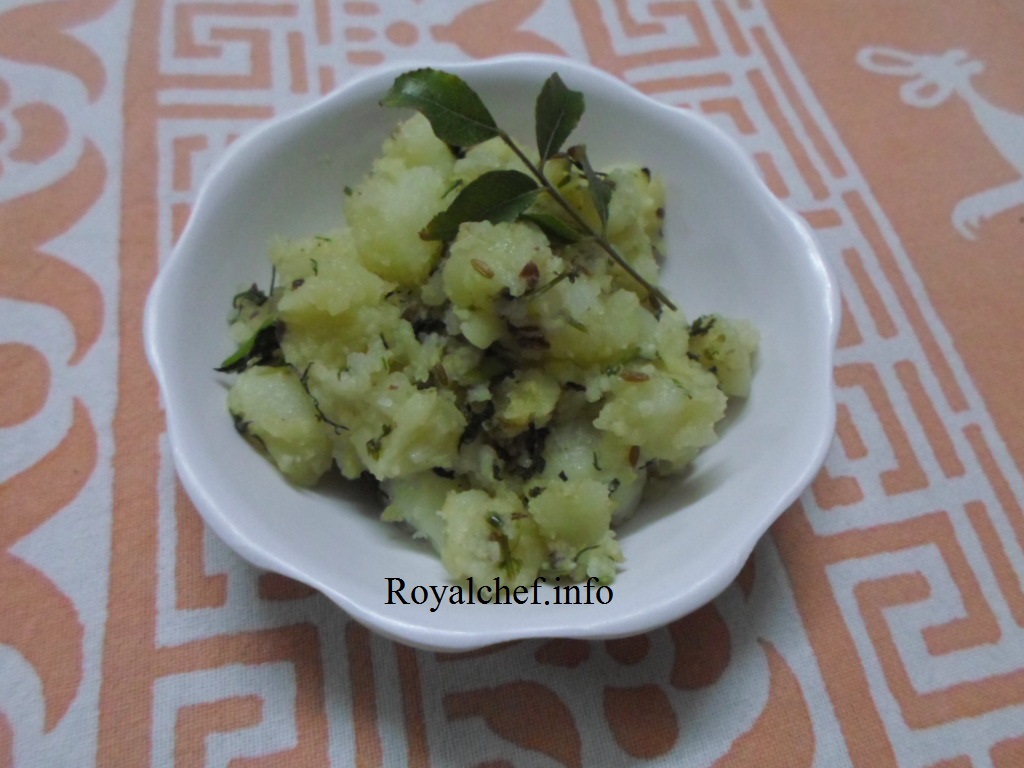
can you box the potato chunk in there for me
[594,367,726,464]
[372,389,465,479]
[381,112,456,172]
[345,159,447,286]
[528,477,614,551]
[688,314,760,397]
[443,220,553,309]
[227,366,333,486]
[440,488,545,586]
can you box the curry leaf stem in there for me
[497,130,676,311]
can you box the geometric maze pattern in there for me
[2,0,1023,765]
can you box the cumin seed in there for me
[471,258,494,278]
[620,371,649,382]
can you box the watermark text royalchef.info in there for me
[386,576,613,612]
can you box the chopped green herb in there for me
[690,315,717,337]
[216,319,282,373]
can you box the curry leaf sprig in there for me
[380,69,676,311]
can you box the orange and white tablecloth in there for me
[3,1,1024,765]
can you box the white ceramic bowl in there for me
[145,55,839,651]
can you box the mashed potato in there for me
[221,113,757,585]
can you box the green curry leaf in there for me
[421,170,539,241]
[520,211,584,245]
[535,73,585,163]
[381,68,500,148]
[567,144,612,232]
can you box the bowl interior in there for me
[146,56,837,650]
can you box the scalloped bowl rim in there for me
[145,55,839,651]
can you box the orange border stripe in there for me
[843,247,898,339]
[750,25,846,180]
[747,67,829,200]
[844,190,969,412]
[894,360,965,479]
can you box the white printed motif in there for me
[857,47,1024,239]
